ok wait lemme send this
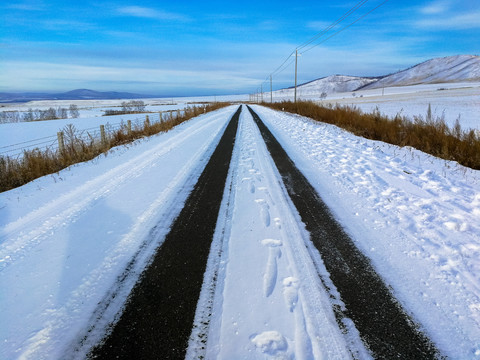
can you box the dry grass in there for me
[0,103,229,192]
[262,101,480,170]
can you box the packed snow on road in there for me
[1,104,479,359]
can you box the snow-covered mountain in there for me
[361,55,480,90]
[278,75,378,96]
[276,55,480,97]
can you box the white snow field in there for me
[0,96,246,158]
[1,104,480,359]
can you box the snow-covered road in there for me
[1,104,480,359]
[189,108,356,359]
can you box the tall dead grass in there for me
[263,101,480,170]
[0,103,229,192]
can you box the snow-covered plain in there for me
[0,95,247,118]
[1,104,480,359]
[0,96,246,158]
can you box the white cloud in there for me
[0,61,257,93]
[116,6,189,21]
[41,19,98,31]
[420,1,450,15]
[416,10,480,30]
[306,21,332,31]
[6,2,45,11]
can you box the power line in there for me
[270,50,296,78]
[262,0,375,89]
[300,0,390,55]
[297,0,369,51]
[253,0,390,101]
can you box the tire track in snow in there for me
[247,105,440,359]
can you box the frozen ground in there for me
[1,104,480,359]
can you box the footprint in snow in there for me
[255,199,271,227]
[274,217,282,229]
[242,177,256,193]
[258,186,275,206]
[262,239,282,297]
[250,331,289,359]
[282,277,299,312]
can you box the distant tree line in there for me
[103,100,146,116]
[0,104,80,123]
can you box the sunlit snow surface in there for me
[0,104,479,359]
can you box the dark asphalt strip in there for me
[89,106,241,360]
[247,106,439,359]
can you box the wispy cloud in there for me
[416,10,480,30]
[306,21,332,31]
[41,19,98,32]
[0,60,260,94]
[420,0,450,15]
[116,6,189,21]
[5,2,45,11]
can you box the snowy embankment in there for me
[1,104,479,359]
[0,106,236,359]
[252,105,480,358]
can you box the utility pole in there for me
[294,49,298,103]
[270,75,273,103]
[260,84,263,103]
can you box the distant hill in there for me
[276,55,480,97]
[359,55,480,90]
[278,75,379,96]
[0,89,159,103]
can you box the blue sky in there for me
[1,0,479,96]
